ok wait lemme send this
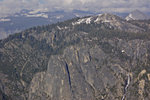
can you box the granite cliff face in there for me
[29,39,150,100]
[0,13,150,100]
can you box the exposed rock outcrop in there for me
[0,13,150,100]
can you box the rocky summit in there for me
[0,13,150,100]
[125,10,150,21]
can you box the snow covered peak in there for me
[72,13,123,25]
[125,10,149,21]
[72,13,145,33]
[72,17,93,25]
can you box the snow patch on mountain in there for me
[56,15,64,19]
[0,18,11,22]
[57,26,69,30]
[28,8,48,14]
[72,13,114,25]
[94,14,102,23]
[125,10,150,21]
[126,14,135,21]
[85,17,92,24]
[74,14,81,17]
[72,18,86,25]
[72,13,145,33]
[16,8,49,18]
[24,13,48,18]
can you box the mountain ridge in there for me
[125,10,150,21]
[0,13,150,100]
[1,9,150,40]
[0,9,94,39]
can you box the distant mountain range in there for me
[0,9,94,39]
[0,9,149,39]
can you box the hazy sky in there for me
[0,0,150,17]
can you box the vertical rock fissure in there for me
[88,52,92,61]
[122,74,131,100]
[65,62,72,89]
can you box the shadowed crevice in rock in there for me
[0,89,10,100]
[122,74,131,100]
[65,62,72,89]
